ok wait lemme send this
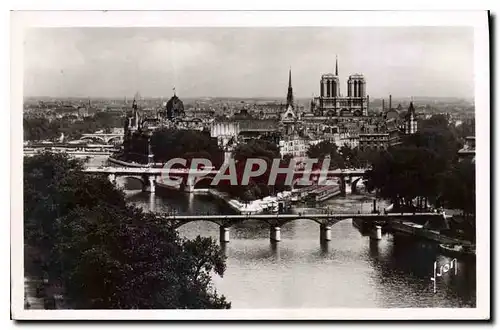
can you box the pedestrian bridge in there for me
[154,212,445,243]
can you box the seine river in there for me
[90,156,476,308]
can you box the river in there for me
[88,156,476,308]
[126,191,476,309]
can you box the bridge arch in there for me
[81,136,106,143]
[278,217,323,227]
[350,177,364,194]
[105,136,123,144]
[173,218,225,229]
[115,175,145,190]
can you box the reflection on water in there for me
[125,188,475,309]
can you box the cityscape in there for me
[19,24,479,317]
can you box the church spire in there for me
[335,55,338,76]
[288,68,292,89]
[286,67,294,108]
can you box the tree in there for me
[405,115,461,166]
[364,146,446,210]
[150,128,223,167]
[24,152,231,309]
[440,158,476,239]
[454,118,475,140]
[306,141,345,169]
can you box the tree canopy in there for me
[362,114,476,238]
[216,139,289,201]
[24,112,124,142]
[24,152,231,309]
[150,128,224,167]
[306,141,345,169]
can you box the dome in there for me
[166,94,185,120]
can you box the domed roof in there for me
[166,94,185,120]
[166,94,184,112]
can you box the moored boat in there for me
[439,243,476,259]
[305,185,341,203]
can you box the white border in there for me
[10,10,490,320]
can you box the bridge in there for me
[80,133,124,144]
[154,212,445,243]
[83,166,368,194]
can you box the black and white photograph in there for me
[10,10,490,320]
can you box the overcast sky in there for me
[23,27,474,99]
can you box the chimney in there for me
[382,99,385,112]
[389,95,392,110]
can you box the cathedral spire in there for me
[286,67,294,108]
[288,67,292,89]
[335,55,338,76]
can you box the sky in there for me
[23,27,474,99]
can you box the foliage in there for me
[24,117,62,141]
[440,158,476,218]
[403,116,461,166]
[150,128,224,167]
[218,139,288,201]
[24,112,124,141]
[363,146,446,208]
[306,141,345,169]
[24,152,231,309]
[363,114,475,239]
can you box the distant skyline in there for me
[23,27,474,99]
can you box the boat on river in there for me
[439,243,476,259]
[305,185,341,203]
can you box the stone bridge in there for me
[154,212,445,243]
[80,133,124,144]
[83,166,369,195]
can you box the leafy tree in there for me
[306,141,345,169]
[405,115,461,165]
[150,128,223,167]
[364,146,446,210]
[364,113,476,235]
[440,158,476,239]
[24,152,231,309]
[24,112,125,142]
[219,139,288,201]
[454,118,475,140]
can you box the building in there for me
[358,102,418,150]
[210,121,240,150]
[311,57,369,117]
[279,136,308,159]
[458,136,475,161]
[281,69,300,135]
[122,99,154,164]
[359,133,392,150]
[404,101,418,134]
